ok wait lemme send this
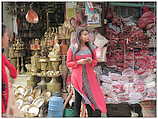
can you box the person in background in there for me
[2,24,17,116]
[69,17,78,46]
[66,27,107,117]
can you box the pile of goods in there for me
[104,7,156,72]
[95,66,156,103]
[14,86,51,117]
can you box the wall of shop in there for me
[2,2,14,34]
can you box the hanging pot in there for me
[26,9,39,24]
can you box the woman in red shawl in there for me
[2,24,17,115]
[66,28,107,117]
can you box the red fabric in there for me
[66,74,71,85]
[138,11,155,29]
[66,48,107,113]
[2,54,17,114]
[142,6,150,13]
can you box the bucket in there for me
[47,110,63,117]
[47,95,64,117]
[64,108,75,117]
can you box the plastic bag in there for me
[94,33,108,48]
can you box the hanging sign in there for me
[87,2,94,11]
[85,2,101,27]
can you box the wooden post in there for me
[101,2,106,27]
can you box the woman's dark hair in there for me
[70,17,76,26]
[74,28,94,59]
[2,24,6,37]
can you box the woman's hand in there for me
[86,57,92,63]
[77,59,89,64]
[77,57,92,64]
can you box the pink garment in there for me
[2,54,17,113]
[66,47,107,113]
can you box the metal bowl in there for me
[16,98,24,109]
[28,105,39,117]
[33,86,42,98]
[24,88,33,97]
[24,95,34,104]
[20,104,30,114]
[16,94,24,99]
[32,96,45,108]
[16,86,26,96]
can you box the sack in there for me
[94,33,109,48]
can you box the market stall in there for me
[2,1,156,118]
[96,2,156,117]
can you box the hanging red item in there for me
[106,8,113,19]
[26,9,39,23]
[137,6,155,29]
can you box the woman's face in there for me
[80,30,89,43]
[2,29,9,48]
[70,18,76,28]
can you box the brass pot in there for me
[39,58,48,71]
[49,59,61,74]
[47,78,61,93]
